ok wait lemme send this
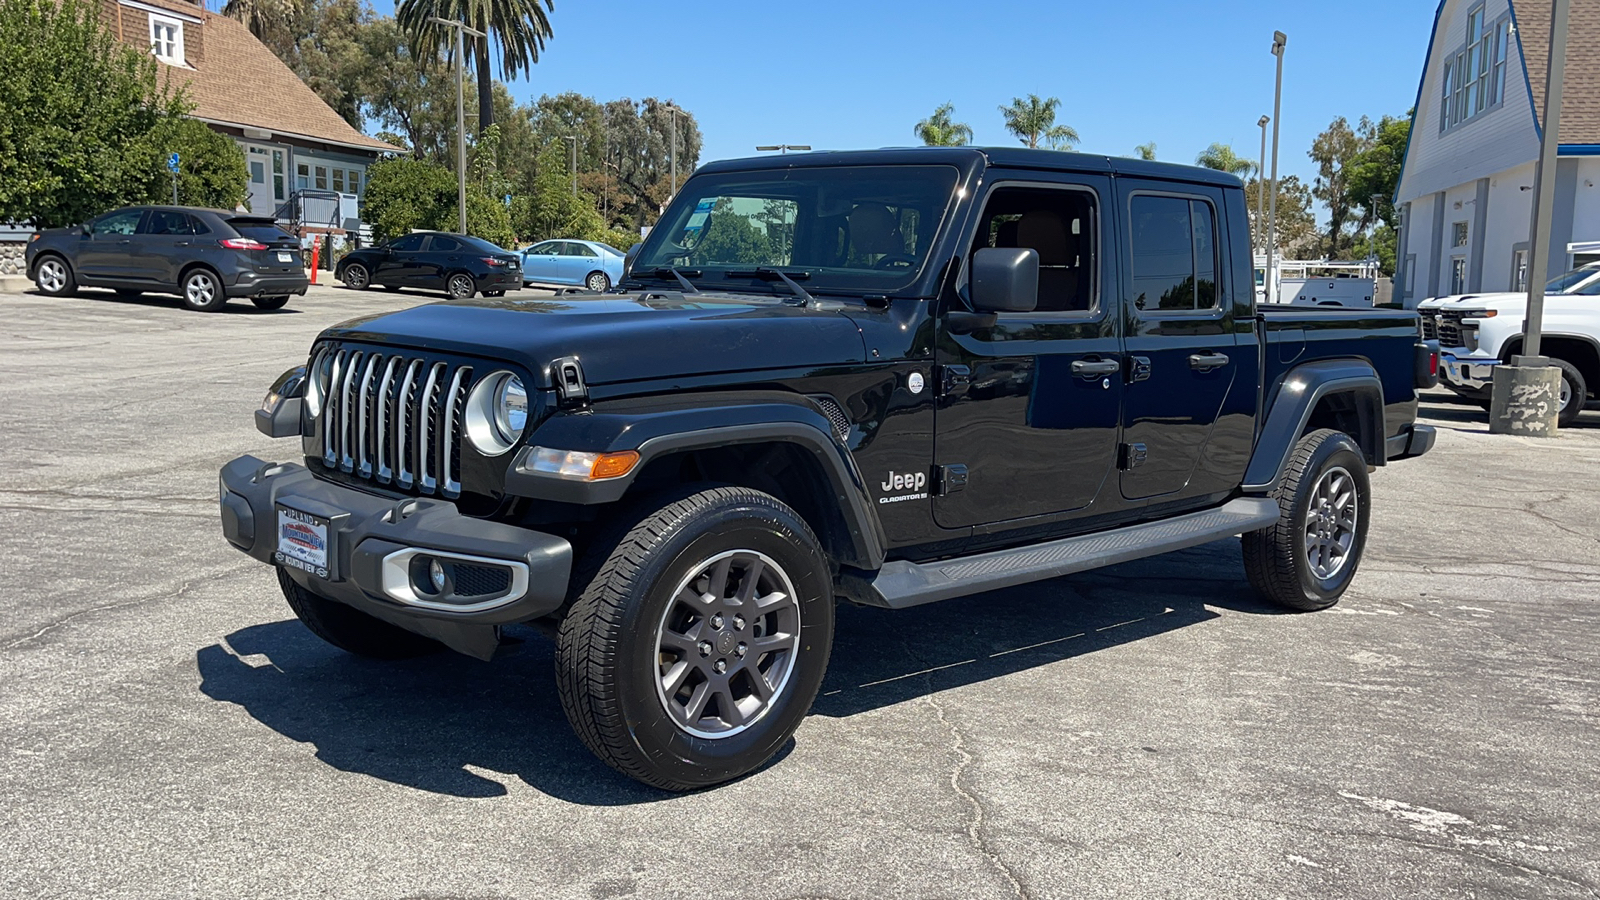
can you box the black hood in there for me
[319,291,869,388]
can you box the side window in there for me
[429,236,461,253]
[1129,195,1219,312]
[141,210,193,236]
[188,215,212,235]
[93,209,144,236]
[970,185,1096,313]
[569,242,598,258]
[391,234,426,252]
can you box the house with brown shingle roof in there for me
[1394,0,1600,305]
[97,0,398,229]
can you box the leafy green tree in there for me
[0,0,245,226]
[1134,142,1157,161]
[914,103,973,146]
[692,201,771,265]
[1346,113,1410,233]
[397,0,555,135]
[999,95,1078,150]
[1309,116,1371,257]
[1241,174,1318,256]
[362,156,456,240]
[361,17,465,161]
[1195,143,1256,178]
[602,98,702,231]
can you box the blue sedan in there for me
[520,239,626,292]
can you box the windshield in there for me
[1545,264,1600,294]
[631,165,961,293]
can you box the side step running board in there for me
[850,497,1280,609]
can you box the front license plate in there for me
[277,251,295,263]
[276,505,330,578]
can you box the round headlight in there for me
[495,374,528,442]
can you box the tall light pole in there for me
[756,144,812,154]
[563,135,578,197]
[429,15,484,235]
[1257,115,1270,251]
[1493,0,1570,435]
[661,102,685,199]
[1266,31,1287,303]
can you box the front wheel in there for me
[342,263,370,290]
[34,256,76,296]
[556,487,834,790]
[447,273,476,299]
[1242,429,1371,611]
[181,268,227,311]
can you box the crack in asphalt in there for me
[0,563,253,651]
[923,692,1032,900]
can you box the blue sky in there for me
[359,0,1438,200]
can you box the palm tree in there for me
[1195,142,1257,178]
[998,95,1078,150]
[914,103,973,147]
[1134,142,1157,161]
[397,0,555,135]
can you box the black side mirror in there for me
[970,247,1039,313]
[624,242,643,278]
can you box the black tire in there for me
[251,295,290,310]
[447,273,476,299]
[180,267,227,311]
[342,263,370,290]
[585,270,610,292]
[556,486,834,790]
[33,255,76,296]
[276,567,441,659]
[1553,358,1588,427]
[1242,429,1371,611]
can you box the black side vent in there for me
[810,395,850,441]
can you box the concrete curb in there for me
[0,275,32,294]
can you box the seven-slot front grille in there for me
[1421,315,1439,341]
[1436,314,1464,348]
[312,345,473,498]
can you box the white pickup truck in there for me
[1420,262,1600,426]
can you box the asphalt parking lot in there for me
[2,283,1598,899]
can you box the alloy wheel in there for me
[186,273,216,305]
[448,275,475,299]
[38,260,66,293]
[1559,376,1572,412]
[1304,465,1359,580]
[654,549,801,739]
[346,264,368,290]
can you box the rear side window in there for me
[1129,195,1219,312]
[568,242,598,258]
[188,215,212,235]
[141,210,193,236]
[429,236,462,252]
[229,220,292,243]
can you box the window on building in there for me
[1130,195,1217,313]
[347,170,361,195]
[1404,255,1416,299]
[1511,248,1528,291]
[1452,221,1469,248]
[314,166,327,190]
[296,163,310,191]
[149,15,183,65]
[1451,256,1467,294]
[332,169,345,194]
[1441,8,1509,132]
[272,151,285,201]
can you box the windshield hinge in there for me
[551,356,588,408]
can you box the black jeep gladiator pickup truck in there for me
[219,147,1437,790]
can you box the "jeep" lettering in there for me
[881,471,927,492]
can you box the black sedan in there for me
[26,206,308,312]
[335,231,522,299]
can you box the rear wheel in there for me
[34,256,75,296]
[342,263,370,290]
[557,486,834,790]
[181,268,227,311]
[1242,429,1371,611]
[277,568,441,659]
[585,271,610,292]
[1553,358,1588,427]
[252,295,290,310]
[447,273,476,299]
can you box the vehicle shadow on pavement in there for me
[194,540,1276,803]
[32,288,303,314]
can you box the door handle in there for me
[1071,358,1120,378]
[1189,352,1230,371]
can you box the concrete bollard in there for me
[1488,363,1562,436]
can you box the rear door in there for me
[422,235,466,287]
[933,173,1125,529]
[77,208,146,281]
[131,209,195,286]
[1115,182,1246,501]
[564,241,601,283]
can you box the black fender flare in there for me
[1242,359,1386,493]
[504,391,886,569]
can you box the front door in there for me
[374,233,428,286]
[244,145,286,216]
[77,208,147,281]
[1116,184,1242,501]
[933,176,1124,529]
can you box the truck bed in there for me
[1259,305,1424,443]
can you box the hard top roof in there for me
[695,146,1244,188]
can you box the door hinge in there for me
[551,356,588,408]
[938,364,971,397]
[1118,443,1148,470]
[1128,356,1152,383]
[934,463,968,496]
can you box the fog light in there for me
[429,559,447,593]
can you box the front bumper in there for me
[1440,350,1498,392]
[227,273,311,298]
[218,455,572,658]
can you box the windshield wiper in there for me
[726,268,814,305]
[633,266,701,293]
